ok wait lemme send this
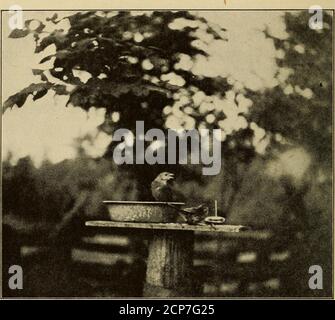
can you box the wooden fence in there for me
[3,224,315,297]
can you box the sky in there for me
[2,11,290,166]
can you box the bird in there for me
[151,172,208,225]
[151,172,184,202]
[178,204,209,225]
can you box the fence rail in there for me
[2,224,311,297]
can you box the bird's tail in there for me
[167,203,208,217]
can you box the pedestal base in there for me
[144,230,194,297]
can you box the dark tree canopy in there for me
[4,10,333,200]
[4,11,229,129]
[4,11,248,197]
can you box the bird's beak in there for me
[167,173,175,180]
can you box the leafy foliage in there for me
[5,11,228,118]
[250,11,332,166]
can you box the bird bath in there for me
[103,201,185,223]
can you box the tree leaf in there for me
[3,92,29,111]
[39,55,55,64]
[35,30,67,53]
[52,85,68,95]
[3,83,53,111]
[8,29,30,38]
[21,83,53,95]
[32,69,48,81]
[13,93,28,107]
[33,88,48,101]
[46,13,59,24]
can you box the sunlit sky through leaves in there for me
[2,11,290,166]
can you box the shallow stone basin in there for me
[103,201,185,223]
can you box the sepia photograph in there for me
[1,3,334,300]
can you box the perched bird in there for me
[151,172,184,202]
[151,172,208,225]
[178,204,209,225]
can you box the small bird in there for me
[151,172,208,225]
[151,172,184,202]
[178,204,209,225]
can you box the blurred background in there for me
[2,10,333,297]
